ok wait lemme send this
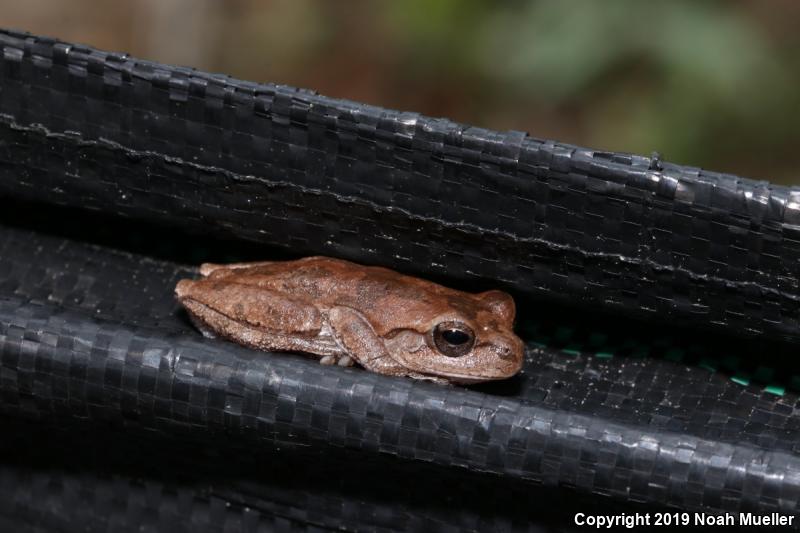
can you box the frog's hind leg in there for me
[200,256,328,277]
[199,261,277,277]
[179,285,348,363]
[328,306,406,376]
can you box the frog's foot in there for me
[406,373,453,385]
[319,354,355,366]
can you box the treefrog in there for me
[174,257,524,384]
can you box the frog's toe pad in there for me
[337,356,354,367]
[320,355,336,365]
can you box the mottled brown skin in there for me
[174,257,524,384]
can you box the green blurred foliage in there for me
[3,0,799,183]
[477,1,800,178]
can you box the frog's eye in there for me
[432,321,475,357]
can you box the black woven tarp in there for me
[0,29,799,531]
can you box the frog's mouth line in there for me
[400,362,518,383]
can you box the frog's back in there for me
[257,256,446,304]
[209,256,468,333]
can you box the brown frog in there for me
[174,257,524,384]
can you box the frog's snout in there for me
[492,335,525,378]
[491,334,523,362]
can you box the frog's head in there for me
[383,290,524,384]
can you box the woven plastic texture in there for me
[1,29,800,530]
[0,29,797,344]
[3,413,633,533]
[1,210,799,528]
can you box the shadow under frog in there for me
[175,256,524,384]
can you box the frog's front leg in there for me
[328,306,407,376]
